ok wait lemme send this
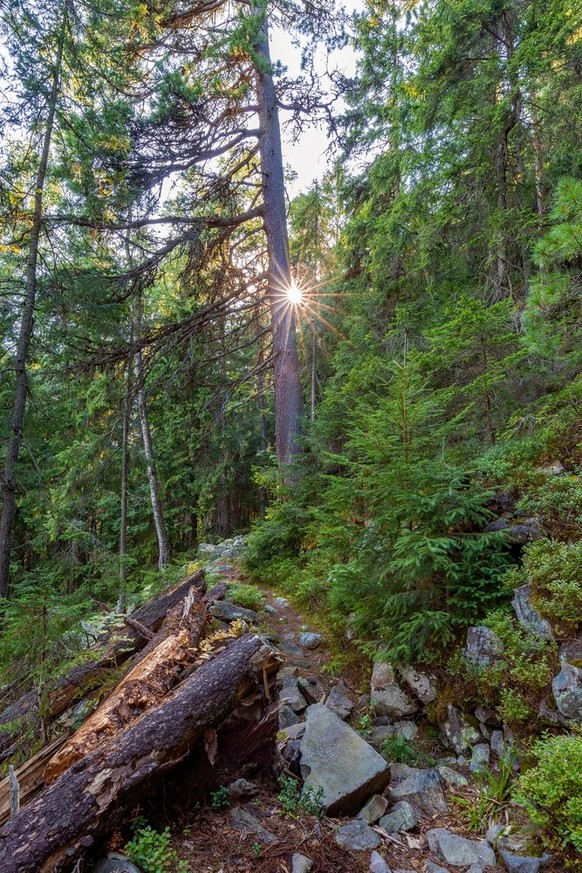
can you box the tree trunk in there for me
[136,349,171,568]
[118,354,133,611]
[0,570,206,758]
[254,1,303,475]
[0,3,68,600]
[0,635,279,873]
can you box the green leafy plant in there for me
[210,785,229,810]
[277,775,324,818]
[380,734,436,768]
[251,842,262,858]
[514,732,582,863]
[125,823,179,873]
[227,583,264,611]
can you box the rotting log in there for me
[0,569,206,757]
[0,734,71,828]
[0,634,280,873]
[45,582,228,783]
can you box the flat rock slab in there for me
[209,602,258,623]
[279,670,308,712]
[499,850,553,872]
[387,768,448,816]
[326,682,355,720]
[427,829,495,867]
[335,820,381,851]
[300,704,391,816]
[230,807,278,843]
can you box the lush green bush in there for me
[226,583,264,611]
[125,821,187,873]
[515,733,582,862]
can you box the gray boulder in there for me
[209,601,258,623]
[300,703,391,815]
[334,820,381,851]
[426,829,495,867]
[326,681,355,720]
[378,800,419,833]
[92,857,142,873]
[298,675,325,705]
[230,807,278,843]
[299,632,322,650]
[552,662,582,720]
[279,704,302,729]
[367,725,396,750]
[437,766,468,788]
[559,637,582,663]
[511,585,554,641]
[441,705,481,755]
[499,850,552,872]
[393,720,418,741]
[358,794,388,825]
[292,854,314,873]
[370,662,418,718]
[398,665,436,704]
[387,768,448,816]
[465,626,504,667]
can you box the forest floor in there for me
[105,557,560,873]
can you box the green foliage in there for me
[380,734,436,768]
[125,822,185,873]
[209,786,229,810]
[226,583,264,611]
[277,775,324,819]
[515,733,582,861]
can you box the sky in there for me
[271,0,365,196]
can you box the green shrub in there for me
[226,583,264,611]
[380,734,436,768]
[515,733,582,862]
[125,822,186,873]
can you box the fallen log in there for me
[45,582,228,783]
[0,570,206,757]
[0,734,72,828]
[0,634,280,873]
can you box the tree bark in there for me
[0,2,69,600]
[254,1,303,475]
[0,635,279,873]
[118,354,133,611]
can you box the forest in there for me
[0,0,581,871]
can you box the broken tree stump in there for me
[0,569,206,758]
[0,634,280,873]
[45,582,228,782]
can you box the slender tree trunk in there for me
[136,351,171,569]
[0,5,68,600]
[530,96,546,218]
[118,355,133,611]
[254,1,303,476]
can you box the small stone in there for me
[227,778,258,801]
[367,725,395,750]
[393,720,418,741]
[469,743,490,773]
[371,662,418,719]
[474,705,497,725]
[466,865,484,873]
[425,863,450,873]
[390,763,420,783]
[265,604,277,615]
[465,626,504,667]
[437,766,468,788]
[490,729,505,758]
[92,856,142,873]
[229,807,278,843]
[379,800,419,833]
[559,638,582,664]
[279,704,301,729]
[335,820,381,851]
[292,853,314,873]
[326,682,355,720]
[279,722,306,741]
[485,823,504,845]
[441,705,482,755]
[498,850,553,873]
[298,675,325,704]
[369,851,392,873]
[387,768,448,816]
[299,632,322,650]
[398,665,437,704]
[357,794,388,825]
[552,662,582,720]
[538,461,565,476]
[279,669,308,712]
[274,597,289,608]
[427,829,495,867]
[209,601,258,623]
